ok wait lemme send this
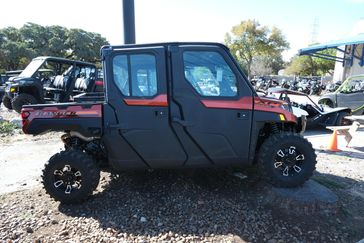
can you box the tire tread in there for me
[258,132,317,187]
[42,149,100,204]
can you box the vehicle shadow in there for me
[311,171,364,239]
[57,168,363,242]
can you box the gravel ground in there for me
[0,106,363,242]
[0,169,361,243]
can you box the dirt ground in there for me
[0,106,363,242]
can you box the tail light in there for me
[95,80,104,86]
[21,111,30,119]
[21,110,30,127]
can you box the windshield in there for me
[337,77,364,93]
[19,59,45,78]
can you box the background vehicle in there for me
[260,89,308,133]
[0,70,23,85]
[0,70,22,107]
[21,43,317,204]
[269,88,352,128]
[253,76,279,91]
[325,81,342,93]
[3,57,103,112]
[319,75,364,115]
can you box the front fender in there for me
[18,81,44,101]
[318,93,336,107]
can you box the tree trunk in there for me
[247,60,252,80]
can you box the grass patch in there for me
[0,120,19,134]
[312,176,346,189]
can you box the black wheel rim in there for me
[53,165,82,194]
[273,146,305,177]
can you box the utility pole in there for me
[122,0,136,44]
[311,17,319,44]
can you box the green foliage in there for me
[225,19,289,77]
[285,49,335,76]
[65,29,109,62]
[0,121,18,134]
[285,55,315,76]
[0,23,109,71]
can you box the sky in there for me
[1,0,364,60]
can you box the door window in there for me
[183,51,237,97]
[113,54,158,97]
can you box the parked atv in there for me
[319,75,364,115]
[21,43,317,204]
[269,88,352,128]
[0,70,23,108]
[3,56,103,113]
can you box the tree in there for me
[285,55,315,76]
[0,27,34,70]
[285,49,335,76]
[250,54,285,76]
[65,29,108,62]
[0,23,109,71]
[250,56,273,76]
[20,23,69,57]
[225,20,289,78]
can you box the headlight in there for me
[10,87,16,93]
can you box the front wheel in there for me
[11,93,38,113]
[42,149,100,204]
[2,95,12,109]
[258,133,316,187]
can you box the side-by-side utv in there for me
[3,57,103,112]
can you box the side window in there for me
[113,54,158,97]
[183,51,237,97]
[130,55,157,96]
[113,55,129,95]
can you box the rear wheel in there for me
[2,95,12,109]
[42,149,100,204]
[258,132,316,187]
[11,93,38,113]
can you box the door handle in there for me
[172,117,194,127]
[237,111,249,120]
[155,110,167,117]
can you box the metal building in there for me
[298,20,364,82]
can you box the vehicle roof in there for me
[345,74,364,79]
[5,70,23,75]
[268,87,307,96]
[32,56,96,66]
[102,42,230,51]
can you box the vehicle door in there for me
[103,47,186,169]
[169,45,254,166]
